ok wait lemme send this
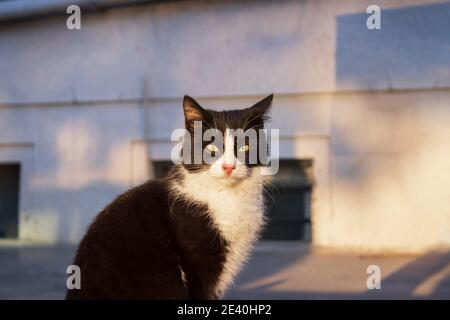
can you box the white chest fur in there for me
[172,168,265,298]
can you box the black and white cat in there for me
[66,94,273,300]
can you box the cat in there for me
[65,94,273,300]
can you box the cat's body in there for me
[66,95,272,300]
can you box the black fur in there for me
[66,95,272,300]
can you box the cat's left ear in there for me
[247,94,273,120]
[183,95,208,130]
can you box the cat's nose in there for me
[222,164,236,176]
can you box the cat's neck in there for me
[168,165,266,298]
[169,164,265,245]
[169,165,264,201]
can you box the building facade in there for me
[0,0,450,252]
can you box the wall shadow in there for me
[336,2,450,90]
[229,249,450,299]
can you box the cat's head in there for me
[180,94,272,184]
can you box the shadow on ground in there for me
[227,244,450,300]
[0,243,449,299]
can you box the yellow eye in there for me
[206,144,219,152]
[239,145,250,152]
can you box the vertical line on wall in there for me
[142,78,151,180]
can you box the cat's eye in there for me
[206,144,219,152]
[239,145,250,152]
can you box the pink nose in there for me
[222,164,236,176]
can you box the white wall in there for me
[1,0,449,103]
[0,0,449,252]
[0,103,144,242]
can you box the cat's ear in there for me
[183,95,207,129]
[245,94,273,128]
[248,94,273,117]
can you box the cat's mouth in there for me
[214,167,252,184]
[220,177,245,188]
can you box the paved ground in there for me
[0,242,449,299]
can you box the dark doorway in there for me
[0,164,20,238]
[261,159,313,241]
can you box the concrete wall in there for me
[2,0,449,103]
[0,0,449,252]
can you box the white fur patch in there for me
[208,129,247,181]
[170,166,265,299]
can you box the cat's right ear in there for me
[183,95,207,130]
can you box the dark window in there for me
[261,159,313,241]
[0,164,20,238]
[151,160,173,179]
